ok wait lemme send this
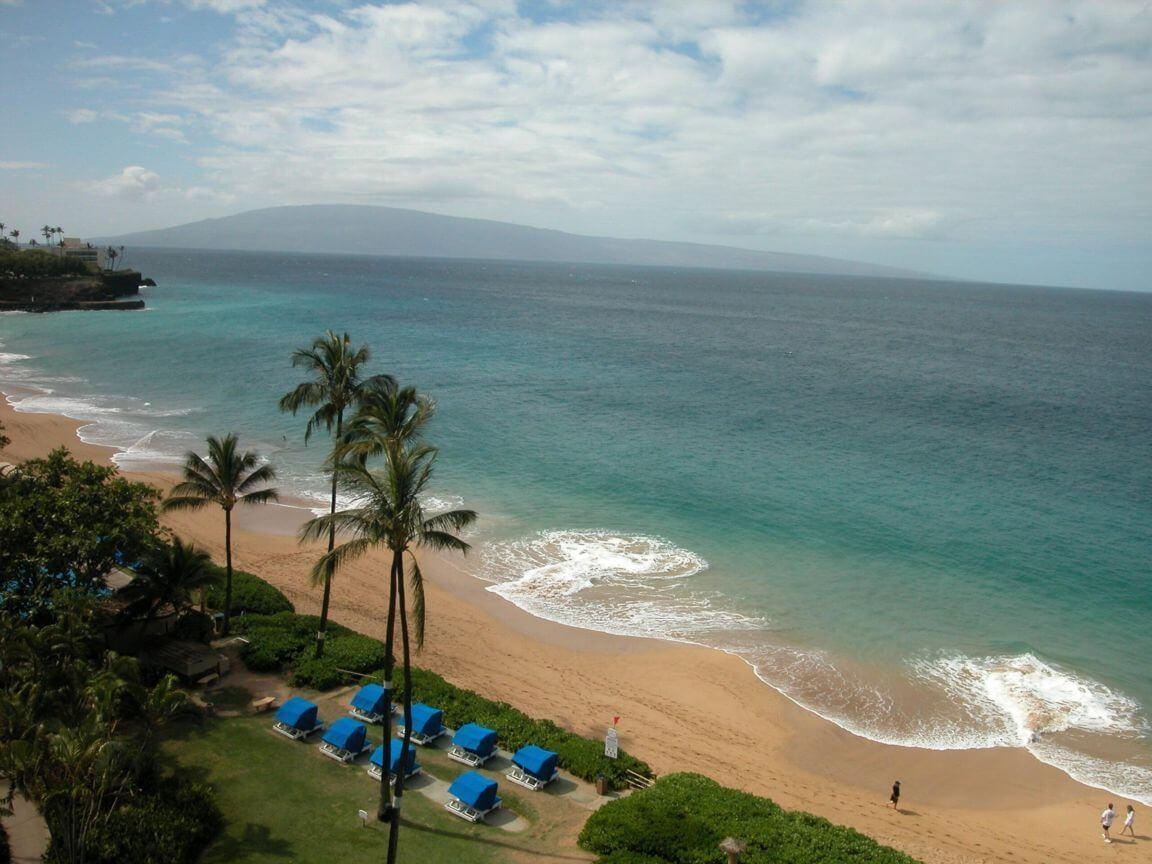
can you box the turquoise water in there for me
[2,249,1150,800]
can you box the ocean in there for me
[2,249,1150,802]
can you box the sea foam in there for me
[479,530,764,639]
[913,652,1146,745]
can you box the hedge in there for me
[205,567,294,617]
[394,665,650,790]
[579,773,922,864]
[232,609,652,788]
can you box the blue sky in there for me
[2,0,1150,290]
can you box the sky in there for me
[2,0,1150,291]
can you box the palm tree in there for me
[302,429,475,861]
[339,380,432,466]
[116,537,219,628]
[42,225,53,245]
[279,331,394,659]
[9,229,19,244]
[162,434,278,635]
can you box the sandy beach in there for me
[2,395,1139,864]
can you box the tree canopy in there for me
[0,448,160,619]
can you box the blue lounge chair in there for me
[506,745,559,791]
[447,723,498,768]
[319,717,371,763]
[445,771,502,823]
[349,683,392,724]
[273,696,324,740]
[366,739,422,783]
[395,703,446,745]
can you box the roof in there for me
[322,717,367,751]
[448,771,499,810]
[512,745,558,779]
[351,683,388,714]
[405,702,443,736]
[452,723,497,756]
[388,738,418,773]
[370,740,418,773]
[275,696,318,730]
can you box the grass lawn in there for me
[162,692,593,864]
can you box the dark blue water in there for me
[2,249,1149,799]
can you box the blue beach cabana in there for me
[366,739,422,783]
[445,771,502,823]
[349,683,391,724]
[447,723,498,768]
[395,703,446,745]
[273,696,324,740]
[507,745,559,790]
[319,717,371,763]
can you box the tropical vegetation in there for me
[0,598,221,864]
[162,434,278,636]
[279,330,394,659]
[0,449,159,620]
[115,537,219,627]
[580,773,921,864]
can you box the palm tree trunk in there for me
[377,550,401,823]
[388,560,415,864]
[223,508,234,636]
[315,412,343,659]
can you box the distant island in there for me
[98,204,926,279]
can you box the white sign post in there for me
[604,727,619,759]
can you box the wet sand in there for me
[1,395,1135,864]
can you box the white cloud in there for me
[88,166,163,200]
[184,0,265,11]
[65,108,99,124]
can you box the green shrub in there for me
[0,821,9,864]
[289,657,346,690]
[323,632,388,673]
[50,774,223,864]
[205,568,293,617]
[596,854,668,864]
[0,248,92,278]
[579,773,922,864]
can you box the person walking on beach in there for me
[889,780,901,809]
[1101,803,1116,842]
[1121,804,1135,837]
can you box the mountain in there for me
[99,204,922,278]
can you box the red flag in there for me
[613,716,620,726]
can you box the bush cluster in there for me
[579,773,922,864]
[231,606,653,788]
[0,248,92,278]
[49,774,223,864]
[233,612,384,691]
[205,567,294,617]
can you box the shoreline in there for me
[0,395,1135,864]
